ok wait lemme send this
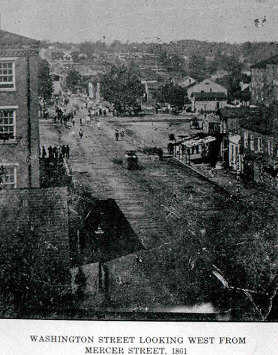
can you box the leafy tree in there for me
[192,192,278,320]
[158,50,185,73]
[38,59,53,103]
[0,226,71,317]
[66,69,82,92]
[100,64,144,114]
[188,54,207,81]
[155,82,188,109]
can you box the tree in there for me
[199,192,278,320]
[66,69,82,92]
[188,54,206,81]
[0,226,71,317]
[100,64,144,114]
[38,59,53,103]
[155,82,188,109]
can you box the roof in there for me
[240,116,278,137]
[0,29,39,47]
[191,92,227,101]
[203,113,221,123]
[182,136,216,148]
[0,187,69,263]
[219,107,261,120]
[251,54,278,69]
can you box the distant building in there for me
[141,80,161,104]
[0,30,40,189]
[250,55,278,105]
[187,79,227,112]
[176,76,196,89]
[191,92,227,112]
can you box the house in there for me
[250,55,278,105]
[218,107,262,170]
[0,30,40,189]
[141,80,161,104]
[240,109,278,183]
[176,76,196,89]
[191,92,227,112]
[202,113,222,135]
[187,79,228,112]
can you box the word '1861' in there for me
[172,348,187,354]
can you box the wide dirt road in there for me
[56,106,225,254]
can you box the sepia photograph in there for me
[1,0,278,325]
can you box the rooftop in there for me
[251,54,278,69]
[0,29,39,48]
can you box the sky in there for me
[1,0,278,43]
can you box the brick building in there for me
[250,55,278,105]
[0,30,40,189]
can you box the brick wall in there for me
[0,50,40,188]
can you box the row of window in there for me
[244,132,277,156]
[0,60,17,188]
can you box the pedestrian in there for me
[61,145,66,158]
[48,145,53,159]
[115,129,119,141]
[72,118,75,126]
[120,128,125,138]
[53,145,58,160]
[79,129,84,139]
[42,145,47,159]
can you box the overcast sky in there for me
[1,0,278,43]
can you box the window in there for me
[268,140,273,156]
[0,61,15,90]
[0,165,16,189]
[250,135,254,151]
[0,109,16,142]
[257,137,262,152]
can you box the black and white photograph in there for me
[1,0,278,333]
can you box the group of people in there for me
[114,128,125,141]
[40,144,70,160]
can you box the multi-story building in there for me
[240,107,278,182]
[250,55,278,105]
[0,30,40,189]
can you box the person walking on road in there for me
[115,128,119,141]
[79,129,84,139]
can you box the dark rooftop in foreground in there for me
[0,29,39,47]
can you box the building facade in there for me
[251,55,278,105]
[0,30,40,189]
